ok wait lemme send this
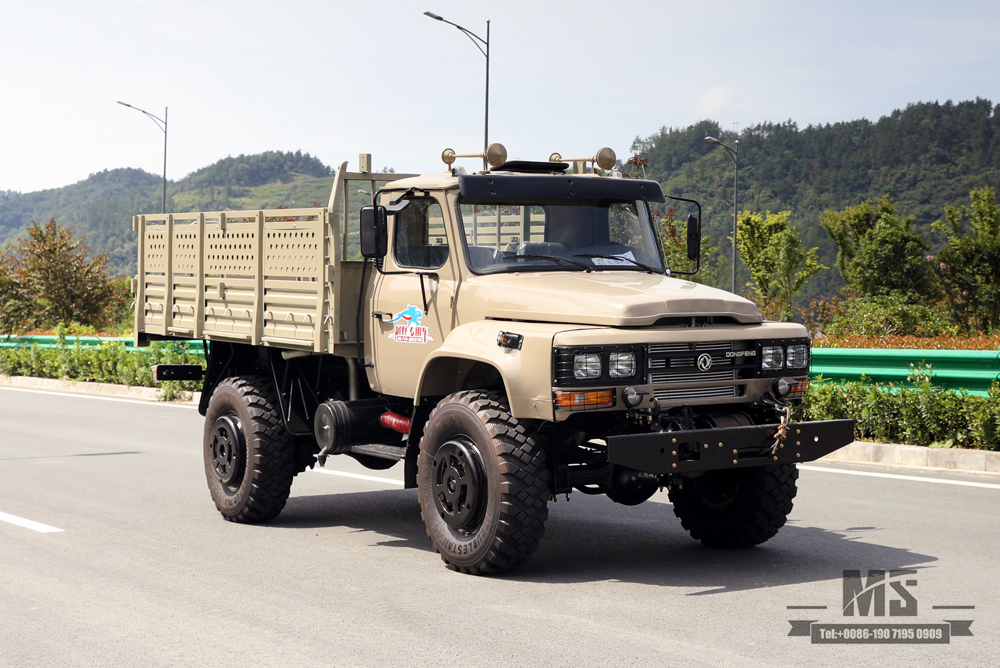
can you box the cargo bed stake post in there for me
[253,210,265,345]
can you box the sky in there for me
[1,0,999,194]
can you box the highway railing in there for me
[810,348,1000,396]
[3,337,997,395]
[0,336,205,355]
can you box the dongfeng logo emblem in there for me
[697,353,713,371]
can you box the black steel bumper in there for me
[606,419,855,475]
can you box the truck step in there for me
[349,443,408,461]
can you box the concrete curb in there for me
[0,375,200,404]
[820,440,1000,474]
[3,374,997,475]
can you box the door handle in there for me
[372,311,393,321]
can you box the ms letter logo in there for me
[842,569,917,617]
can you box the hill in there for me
[0,151,335,275]
[633,98,1000,301]
[4,101,999,295]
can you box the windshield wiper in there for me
[572,253,661,274]
[500,254,592,272]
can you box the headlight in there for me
[609,352,636,379]
[573,353,602,380]
[761,345,785,371]
[786,344,809,368]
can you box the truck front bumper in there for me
[606,419,855,475]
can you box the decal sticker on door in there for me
[387,304,434,344]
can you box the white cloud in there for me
[693,86,737,121]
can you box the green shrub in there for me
[0,340,205,399]
[826,293,955,338]
[797,372,1000,450]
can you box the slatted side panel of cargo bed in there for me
[136,208,329,352]
[259,211,325,349]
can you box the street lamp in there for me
[424,11,490,171]
[705,135,739,293]
[118,101,168,214]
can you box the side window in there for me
[393,199,448,269]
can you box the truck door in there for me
[371,196,456,398]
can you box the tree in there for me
[820,196,934,301]
[932,187,1000,332]
[737,210,825,320]
[0,249,34,336]
[15,218,123,329]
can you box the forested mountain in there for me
[3,102,999,297]
[633,98,1000,301]
[0,151,333,275]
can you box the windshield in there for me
[455,199,665,274]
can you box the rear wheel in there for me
[417,390,549,574]
[668,464,798,548]
[203,376,296,523]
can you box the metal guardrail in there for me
[2,338,996,395]
[810,348,1000,396]
[0,336,205,355]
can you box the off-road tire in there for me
[203,375,296,523]
[417,390,549,575]
[668,464,798,548]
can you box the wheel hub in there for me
[432,438,485,530]
[210,413,246,485]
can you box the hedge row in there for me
[797,376,1000,450]
[0,340,205,401]
[814,332,1000,350]
[3,341,998,449]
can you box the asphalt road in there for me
[2,386,997,668]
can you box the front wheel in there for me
[668,464,798,548]
[417,390,549,574]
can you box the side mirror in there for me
[360,198,412,260]
[360,205,388,259]
[686,213,701,261]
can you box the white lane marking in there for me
[0,511,64,533]
[799,464,1000,490]
[310,468,405,486]
[0,386,198,408]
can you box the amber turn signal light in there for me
[554,389,615,411]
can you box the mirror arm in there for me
[664,195,702,277]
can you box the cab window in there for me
[393,199,448,269]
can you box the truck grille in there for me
[654,386,739,401]
[646,340,753,402]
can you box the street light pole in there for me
[705,136,740,293]
[424,11,490,171]
[118,101,168,213]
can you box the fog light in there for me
[773,376,808,399]
[762,345,785,371]
[622,386,648,408]
[573,353,602,380]
[554,389,615,411]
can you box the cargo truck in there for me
[134,144,854,574]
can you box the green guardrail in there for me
[810,348,1000,396]
[0,336,205,355]
[2,337,997,395]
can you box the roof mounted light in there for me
[441,143,507,168]
[549,147,617,171]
